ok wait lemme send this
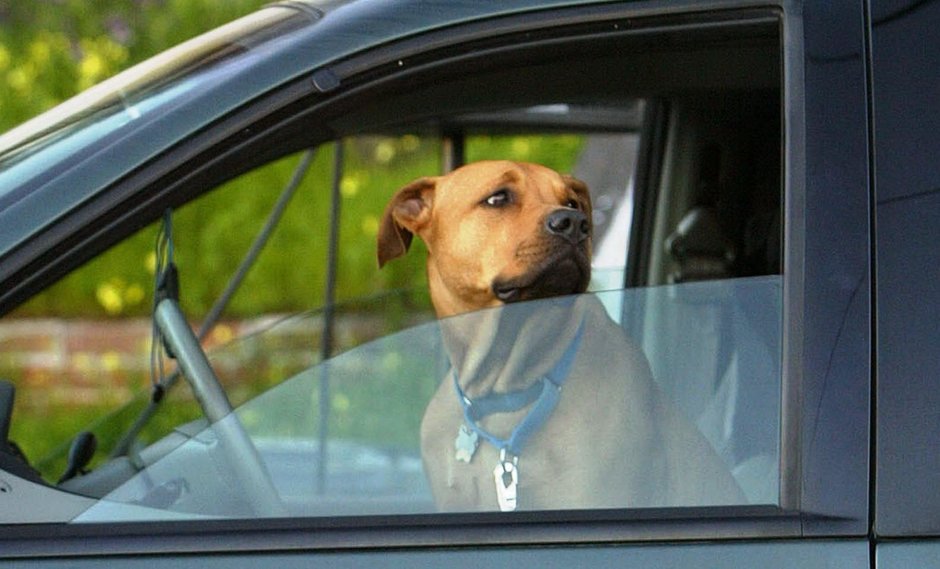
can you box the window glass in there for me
[3,137,449,484]
[4,151,335,482]
[0,6,308,202]
[0,13,783,525]
[73,278,779,520]
[4,120,781,519]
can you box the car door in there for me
[0,0,875,566]
[869,0,940,566]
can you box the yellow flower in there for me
[145,252,157,275]
[0,45,11,71]
[124,283,145,306]
[79,53,105,87]
[373,140,396,164]
[511,138,532,158]
[7,67,31,93]
[360,215,379,237]
[340,175,360,197]
[211,324,234,345]
[332,392,350,412]
[399,134,420,152]
[101,352,123,373]
[77,37,128,91]
[96,280,124,315]
[28,39,52,67]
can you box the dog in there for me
[377,160,744,511]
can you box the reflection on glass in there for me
[0,7,307,200]
[76,277,781,521]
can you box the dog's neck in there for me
[439,297,585,398]
[427,262,500,319]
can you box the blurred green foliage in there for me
[0,0,267,132]
[13,133,582,319]
[1,1,585,319]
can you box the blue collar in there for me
[453,321,584,458]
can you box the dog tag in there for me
[454,424,479,463]
[493,454,519,512]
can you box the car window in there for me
[0,6,785,529]
[69,278,779,520]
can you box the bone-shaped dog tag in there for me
[454,424,479,463]
[493,455,518,512]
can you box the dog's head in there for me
[378,160,592,317]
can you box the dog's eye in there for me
[484,189,512,207]
[565,199,580,210]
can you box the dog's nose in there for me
[545,209,590,243]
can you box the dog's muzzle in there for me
[492,209,591,303]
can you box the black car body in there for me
[0,0,938,567]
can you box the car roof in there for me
[0,0,605,263]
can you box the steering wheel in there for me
[155,298,285,516]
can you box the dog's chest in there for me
[425,382,592,511]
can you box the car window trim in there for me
[2,505,806,557]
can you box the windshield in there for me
[73,279,781,521]
[0,6,310,207]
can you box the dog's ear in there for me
[377,177,437,268]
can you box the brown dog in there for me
[378,160,744,511]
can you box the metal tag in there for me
[493,454,518,512]
[454,424,479,463]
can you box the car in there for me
[0,0,938,566]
